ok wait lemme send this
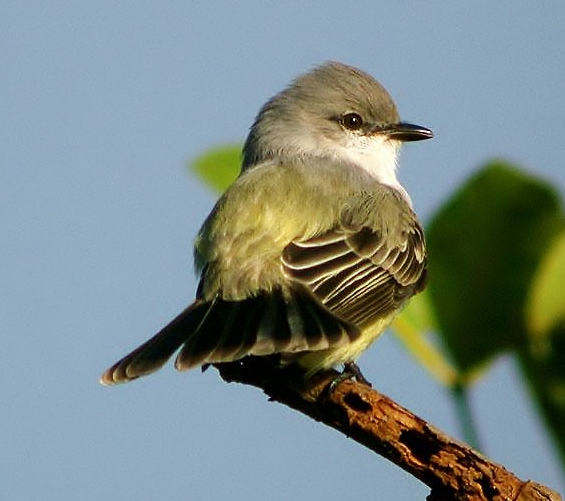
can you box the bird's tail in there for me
[99,285,359,385]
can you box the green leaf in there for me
[519,324,565,470]
[190,144,242,193]
[426,161,564,375]
[523,230,565,468]
[526,230,565,340]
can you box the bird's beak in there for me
[374,122,433,142]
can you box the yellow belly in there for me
[294,313,396,375]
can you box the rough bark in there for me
[215,358,561,501]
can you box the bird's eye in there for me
[341,113,364,130]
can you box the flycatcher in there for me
[101,61,432,385]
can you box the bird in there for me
[100,61,432,386]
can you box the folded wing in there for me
[282,220,426,326]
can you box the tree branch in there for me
[215,358,561,501]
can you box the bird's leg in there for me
[328,362,372,392]
[343,362,372,387]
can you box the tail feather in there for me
[175,296,265,369]
[99,301,210,385]
[101,285,360,384]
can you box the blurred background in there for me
[2,2,564,499]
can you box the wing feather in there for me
[282,210,426,327]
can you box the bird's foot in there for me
[328,362,372,392]
[343,362,372,387]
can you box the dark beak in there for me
[376,122,433,142]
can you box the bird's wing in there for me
[281,214,427,327]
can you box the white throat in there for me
[337,135,412,206]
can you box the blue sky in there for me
[2,2,564,499]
